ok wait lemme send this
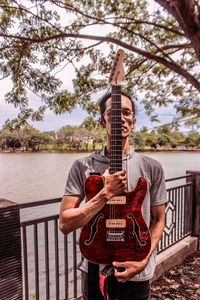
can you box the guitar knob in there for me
[135,244,142,251]
[142,232,148,240]
[128,232,134,239]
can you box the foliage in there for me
[0,125,51,150]
[0,0,200,130]
[0,124,199,151]
[130,131,145,150]
[0,127,22,150]
[152,251,200,299]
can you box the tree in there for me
[183,131,200,147]
[57,125,87,150]
[155,1,200,61]
[80,116,106,150]
[169,130,185,147]
[57,125,75,150]
[0,0,200,129]
[144,133,157,149]
[0,128,22,151]
[157,133,171,147]
[22,125,50,150]
[130,131,145,149]
[156,125,171,135]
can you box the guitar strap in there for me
[99,265,114,300]
[88,262,114,300]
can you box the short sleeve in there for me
[150,163,167,206]
[64,160,85,199]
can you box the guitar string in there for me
[110,86,122,237]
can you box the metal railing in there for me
[158,175,193,253]
[18,174,193,300]
[19,199,83,300]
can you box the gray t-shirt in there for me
[64,147,167,281]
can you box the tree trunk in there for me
[155,0,200,62]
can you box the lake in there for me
[0,150,199,299]
[0,151,200,204]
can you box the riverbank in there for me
[151,251,200,299]
[1,148,200,153]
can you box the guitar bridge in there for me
[106,231,125,242]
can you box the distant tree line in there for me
[0,124,199,152]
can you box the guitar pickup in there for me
[107,196,126,205]
[106,219,126,228]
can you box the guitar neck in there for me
[110,85,122,175]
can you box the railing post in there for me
[186,171,200,244]
[0,199,23,300]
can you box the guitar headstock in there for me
[108,49,126,85]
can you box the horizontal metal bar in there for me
[165,174,193,182]
[167,182,192,191]
[157,232,192,254]
[20,214,59,227]
[18,198,62,209]
[17,175,193,208]
[70,296,83,300]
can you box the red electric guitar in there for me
[79,49,151,264]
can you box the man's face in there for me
[101,95,136,139]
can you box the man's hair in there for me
[99,91,136,117]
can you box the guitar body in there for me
[79,175,151,265]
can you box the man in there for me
[59,91,167,300]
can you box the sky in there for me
[0,1,198,134]
[0,86,184,134]
[0,74,179,133]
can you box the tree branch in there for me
[155,0,198,34]
[1,31,199,91]
[107,17,185,37]
[126,42,192,78]
[155,0,200,61]
[14,43,28,80]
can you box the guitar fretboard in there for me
[110,85,122,174]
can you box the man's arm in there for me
[59,169,127,235]
[113,203,166,282]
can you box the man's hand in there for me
[112,259,148,282]
[102,169,127,199]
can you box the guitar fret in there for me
[110,146,122,149]
[111,135,122,139]
[111,139,122,143]
[111,122,122,125]
[110,147,122,151]
[110,159,122,162]
[110,143,122,147]
[110,85,122,174]
[110,152,122,155]
[111,118,121,121]
[111,129,121,132]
